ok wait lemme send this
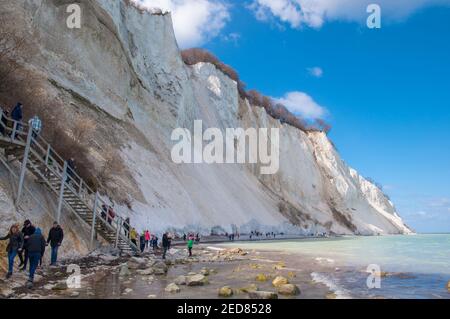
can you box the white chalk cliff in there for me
[0,0,412,243]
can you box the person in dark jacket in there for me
[101,204,108,221]
[10,103,23,136]
[151,235,158,251]
[47,221,64,266]
[0,224,23,278]
[66,158,76,183]
[123,217,130,238]
[162,233,169,259]
[11,103,23,121]
[139,232,146,253]
[25,227,46,288]
[19,220,36,271]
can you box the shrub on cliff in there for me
[180,48,331,134]
[181,48,248,97]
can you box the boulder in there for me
[153,268,167,276]
[238,284,258,293]
[186,274,208,286]
[128,258,147,270]
[277,284,300,296]
[228,248,247,256]
[287,271,297,278]
[130,257,147,264]
[0,287,14,298]
[51,282,68,291]
[447,280,450,292]
[137,268,154,276]
[272,276,289,287]
[200,267,210,276]
[175,258,184,264]
[218,286,233,297]
[255,273,268,282]
[164,259,174,266]
[248,291,278,299]
[165,283,181,293]
[123,288,133,294]
[152,261,168,273]
[119,264,131,277]
[174,275,187,285]
[273,262,286,270]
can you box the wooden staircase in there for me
[0,111,138,254]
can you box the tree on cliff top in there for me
[181,48,331,134]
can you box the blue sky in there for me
[139,0,450,232]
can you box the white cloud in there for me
[274,91,326,119]
[249,0,450,29]
[222,32,241,45]
[307,66,323,78]
[133,0,230,48]
[428,197,450,208]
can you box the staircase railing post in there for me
[16,127,33,204]
[11,121,17,142]
[44,144,51,165]
[115,217,121,249]
[90,191,99,250]
[56,161,68,224]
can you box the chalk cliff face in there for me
[0,0,412,240]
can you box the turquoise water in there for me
[221,234,450,299]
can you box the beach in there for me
[1,234,449,299]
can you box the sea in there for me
[221,234,450,299]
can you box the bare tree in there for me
[0,16,28,94]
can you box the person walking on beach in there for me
[167,233,172,250]
[19,220,35,271]
[187,234,194,257]
[139,231,146,253]
[144,230,150,250]
[46,221,64,266]
[162,233,169,259]
[0,224,23,279]
[130,228,138,247]
[152,235,158,251]
[25,228,46,288]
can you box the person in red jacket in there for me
[144,230,151,251]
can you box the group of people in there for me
[225,232,240,241]
[249,230,278,240]
[101,204,116,225]
[1,220,64,288]
[162,232,195,258]
[124,227,198,259]
[0,102,42,139]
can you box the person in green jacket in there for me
[187,234,194,257]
